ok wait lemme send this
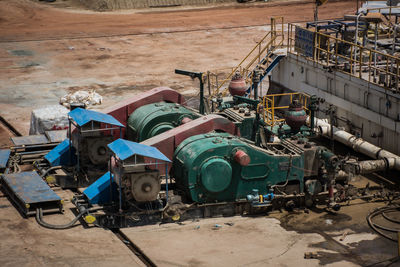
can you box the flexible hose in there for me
[271,155,293,195]
[35,208,85,230]
[40,166,62,178]
[382,211,400,224]
[366,205,400,242]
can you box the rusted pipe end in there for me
[234,150,250,166]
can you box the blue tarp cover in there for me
[68,108,124,128]
[83,171,117,204]
[44,139,76,166]
[108,138,171,162]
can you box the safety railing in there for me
[287,23,400,93]
[362,6,400,23]
[262,92,310,127]
[207,17,285,99]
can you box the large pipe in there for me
[356,159,395,174]
[311,117,400,171]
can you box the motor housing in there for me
[127,102,199,142]
[172,133,304,203]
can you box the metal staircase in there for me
[244,52,286,97]
[206,17,286,100]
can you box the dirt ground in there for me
[0,0,356,136]
[0,188,145,267]
[2,1,391,266]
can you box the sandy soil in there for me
[0,0,357,41]
[0,1,367,265]
[0,0,356,136]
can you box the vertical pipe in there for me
[310,109,315,133]
[327,37,330,67]
[165,163,169,203]
[374,22,378,82]
[359,47,363,79]
[118,162,122,212]
[109,156,113,204]
[68,119,72,165]
[350,45,353,74]
[272,97,275,126]
[354,13,362,75]
[207,70,211,96]
[330,110,334,153]
[391,26,398,88]
[199,73,205,115]
[76,128,80,174]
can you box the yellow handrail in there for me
[287,23,400,93]
[212,31,272,96]
[262,92,310,127]
[209,17,285,98]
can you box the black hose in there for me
[366,205,400,242]
[382,210,400,224]
[40,166,62,178]
[35,208,85,230]
[271,155,293,195]
[364,256,400,267]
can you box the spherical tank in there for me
[285,100,307,132]
[228,73,247,96]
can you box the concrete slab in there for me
[121,216,362,266]
[0,188,145,267]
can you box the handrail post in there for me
[359,47,363,79]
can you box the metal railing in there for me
[262,92,310,127]
[207,17,285,99]
[287,23,400,93]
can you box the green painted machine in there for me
[172,132,304,203]
[127,102,200,142]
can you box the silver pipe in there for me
[374,22,378,81]
[357,159,392,174]
[311,117,400,171]
[391,25,399,87]
[354,13,363,75]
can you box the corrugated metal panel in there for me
[11,134,49,146]
[108,138,171,162]
[68,108,124,127]
[0,149,11,168]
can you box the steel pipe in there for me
[311,117,400,171]
[357,159,394,174]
